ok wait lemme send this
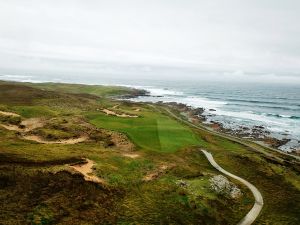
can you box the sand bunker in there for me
[23,135,88,144]
[1,123,88,144]
[1,115,87,144]
[122,153,140,158]
[102,109,138,118]
[0,118,44,132]
[0,110,20,117]
[70,159,104,184]
[0,124,23,132]
[21,118,44,131]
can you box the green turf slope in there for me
[87,109,201,152]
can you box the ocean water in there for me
[1,74,299,151]
[125,81,300,152]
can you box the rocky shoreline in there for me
[155,101,300,156]
[122,88,299,155]
[117,88,150,99]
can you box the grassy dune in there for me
[25,82,141,97]
[0,80,299,225]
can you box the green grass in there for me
[87,108,202,152]
[186,177,217,200]
[95,156,155,187]
[1,80,300,225]
[28,82,136,97]
[13,106,58,118]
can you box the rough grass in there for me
[33,128,76,140]
[0,166,122,225]
[0,114,21,125]
[26,82,137,97]
[188,128,300,224]
[0,83,59,105]
[0,80,300,225]
[13,106,57,118]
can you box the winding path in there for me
[201,149,263,225]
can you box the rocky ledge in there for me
[118,88,150,99]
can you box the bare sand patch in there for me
[134,108,141,112]
[1,117,88,144]
[0,110,20,117]
[70,159,105,184]
[122,153,140,158]
[102,109,138,118]
[21,118,45,131]
[143,164,173,181]
[109,131,135,151]
[112,104,119,109]
[23,135,88,144]
[1,118,45,133]
[0,124,23,132]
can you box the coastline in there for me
[1,79,300,224]
[125,91,300,157]
[1,78,299,155]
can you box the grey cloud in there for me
[0,0,300,83]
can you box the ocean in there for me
[1,74,300,152]
[126,81,300,152]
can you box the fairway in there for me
[87,109,201,152]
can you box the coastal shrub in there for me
[33,128,76,140]
[0,115,21,125]
[27,205,54,225]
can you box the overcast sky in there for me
[0,0,300,83]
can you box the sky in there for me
[0,0,300,83]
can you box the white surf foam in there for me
[134,94,226,110]
[117,85,184,96]
[212,110,287,126]
[131,88,300,140]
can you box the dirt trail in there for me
[0,110,20,117]
[102,109,138,118]
[70,159,104,184]
[201,149,263,225]
[23,135,88,144]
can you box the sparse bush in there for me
[19,124,26,129]
[27,205,54,225]
[33,128,75,140]
[0,115,21,125]
[103,139,115,147]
